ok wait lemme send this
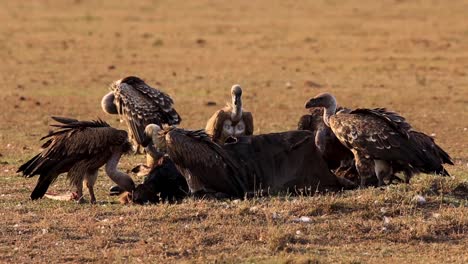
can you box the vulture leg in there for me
[68,164,87,203]
[105,150,136,192]
[74,181,85,203]
[374,160,392,186]
[352,150,376,187]
[85,170,98,204]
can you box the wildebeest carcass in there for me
[144,125,356,198]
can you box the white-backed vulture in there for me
[17,117,135,203]
[304,93,453,186]
[145,125,355,198]
[101,76,181,167]
[205,85,254,144]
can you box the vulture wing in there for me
[350,108,411,138]
[408,131,453,175]
[17,118,130,199]
[205,109,229,143]
[243,111,254,136]
[332,110,430,171]
[113,76,181,147]
[164,128,247,196]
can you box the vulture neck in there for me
[231,96,242,122]
[105,151,135,192]
[323,101,337,127]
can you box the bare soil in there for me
[0,0,467,263]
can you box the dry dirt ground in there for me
[0,0,467,263]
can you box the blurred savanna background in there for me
[0,0,467,263]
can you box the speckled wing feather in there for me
[164,128,247,196]
[113,76,181,147]
[350,108,411,138]
[331,111,427,167]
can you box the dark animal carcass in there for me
[150,127,356,198]
[129,156,188,204]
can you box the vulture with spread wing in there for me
[101,76,181,167]
[305,93,453,186]
[17,117,135,203]
[205,85,254,144]
[145,125,354,198]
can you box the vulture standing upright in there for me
[205,84,254,144]
[304,93,453,186]
[101,76,181,168]
[17,117,135,203]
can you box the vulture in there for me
[101,76,181,168]
[121,155,188,204]
[17,117,136,203]
[145,125,247,197]
[304,93,453,186]
[298,106,354,171]
[144,125,355,198]
[205,84,254,144]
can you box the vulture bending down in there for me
[298,106,354,172]
[145,125,355,198]
[305,93,453,186]
[17,117,135,203]
[101,76,181,168]
[205,85,254,144]
[121,155,188,204]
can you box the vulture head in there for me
[144,124,169,155]
[231,85,243,122]
[304,92,337,110]
[305,93,338,127]
[102,76,146,115]
[111,76,145,90]
[231,84,242,105]
[101,92,118,115]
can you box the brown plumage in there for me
[146,125,355,198]
[205,85,254,144]
[298,106,354,170]
[17,117,135,203]
[305,93,453,186]
[101,76,181,155]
